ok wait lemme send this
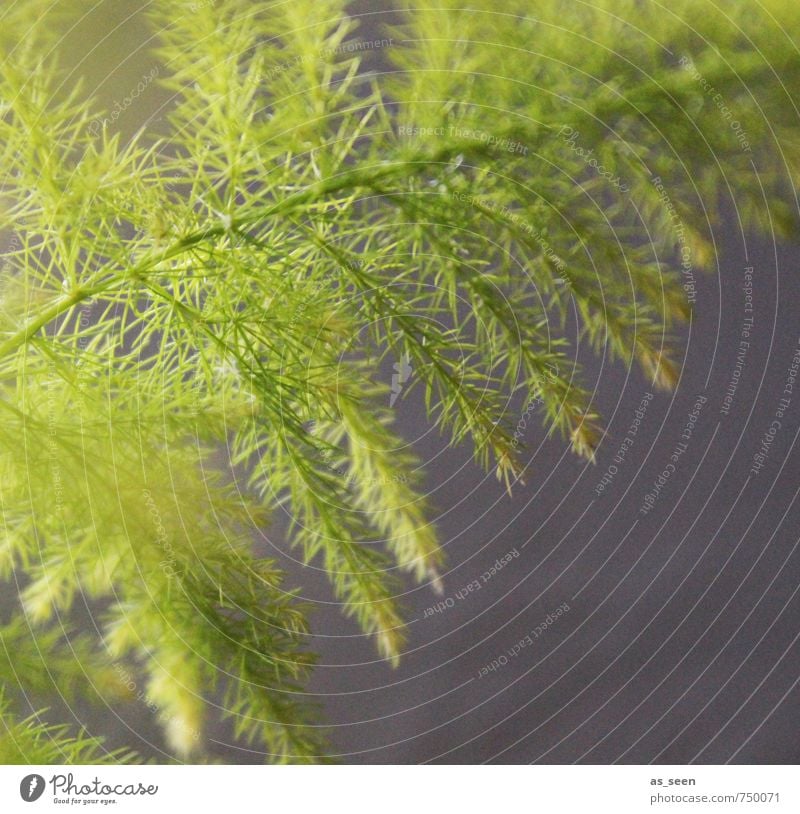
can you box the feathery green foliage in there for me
[0,0,798,762]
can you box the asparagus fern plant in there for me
[0,0,798,763]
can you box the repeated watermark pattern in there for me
[263,38,394,82]
[678,56,751,153]
[640,394,707,515]
[511,364,560,451]
[390,353,413,407]
[451,191,569,282]
[398,124,528,155]
[88,67,160,136]
[649,175,697,304]
[557,126,630,192]
[595,392,654,497]
[0,229,20,276]
[720,266,754,417]
[141,489,178,579]
[477,602,571,677]
[422,548,519,618]
[749,337,800,476]
[113,662,201,747]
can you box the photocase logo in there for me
[19,774,45,802]
[389,353,413,407]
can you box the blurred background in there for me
[4,0,799,764]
